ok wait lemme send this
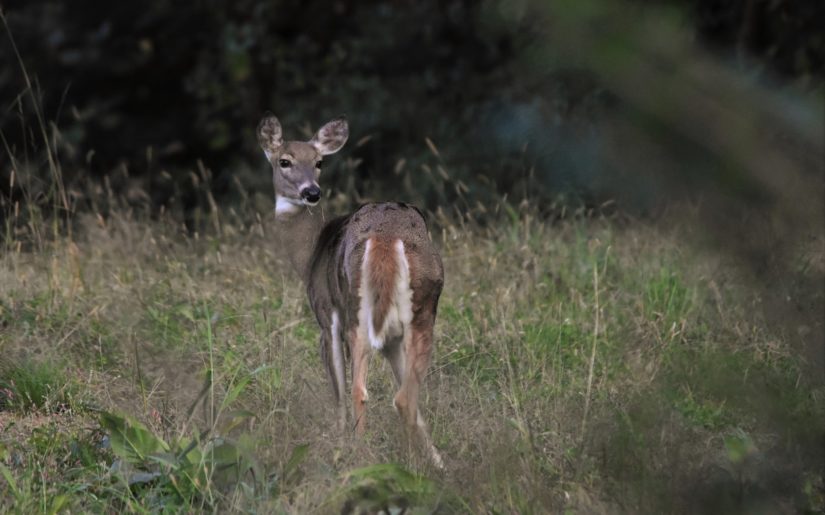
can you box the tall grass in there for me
[1,15,823,511]
[2,163,824,512]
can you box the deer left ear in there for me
[310,117,349,155]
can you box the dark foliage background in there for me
[0,1,823,361]
[1,0,822,217]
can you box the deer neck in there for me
[274,198,326,282]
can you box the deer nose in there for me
[301,185,321,204]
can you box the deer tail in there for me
[360,236,412,350]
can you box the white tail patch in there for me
[358,239,413,351]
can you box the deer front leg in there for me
[349,326,370,435]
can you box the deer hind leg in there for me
[329,311,347,433]
[391,323,444,469]
[349,326,370,435]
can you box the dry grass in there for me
[2,6,822,509]
[1,200,823,513]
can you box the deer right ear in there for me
[257,114,283,160]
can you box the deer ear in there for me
[257,114,283,159]
[310,117,348,155]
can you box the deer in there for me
[256,113,444,468]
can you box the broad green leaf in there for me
[219,409,256,434]
[0,463,21,501]
[207,440,241,468]
[47,493,70,515]
[99,411,169,464]
[173,436,205,470]
[284,443,309,478]
[147,452,180,470]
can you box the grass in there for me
[2,7,822,509]
[0,358,78,413]
[0,198,822,513]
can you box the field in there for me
[1,196,823,513]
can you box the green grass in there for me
[0,359,78,413]
[0,205,822,513]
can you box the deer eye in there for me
[279,159,291,168]
[315,161,322,169]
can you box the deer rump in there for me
[358,236,413,351]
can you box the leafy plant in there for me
[330,463,465,514]
[99,410,264,509]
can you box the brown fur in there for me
[367,236,399,337]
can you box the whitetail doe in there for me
[257,113,444,467]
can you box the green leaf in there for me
[47,493,70,515]
[147,452,180,470]
[0,463,21,502]
[207,440,241,468]
[724,432,755,464]
[219,409,256,434]
[284,443,309,479]
[328,463,464,513]
[221,375,251,410]
[100,411,169,464]
[173,435,204,469]
[177,305,195,323]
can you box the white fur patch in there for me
[358,238,413,351]
[275,195,302,215]
[331,310,345,401]
[358,240,375,348]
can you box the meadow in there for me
[1,189,822,513]
[2,0,824,511]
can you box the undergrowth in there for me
[0,37,822,509]
[1,198,822,513]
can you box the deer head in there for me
[257,114,349,212]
